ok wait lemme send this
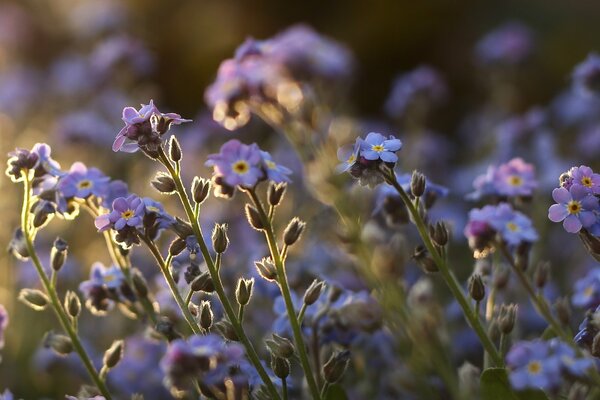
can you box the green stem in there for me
[282,378,288,400]
[156,147,281,400]
[248,189,321,400]
[20,173,112,399]
[298,303,308,324]
[185,289,194,307]
[383,168,503,367]
[238,304,245,324]
[320,382,330,399]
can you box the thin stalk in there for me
[282,378,288,400]
[297,303,308,324]
[156,147,281,400]
[20,173,112,399]
[238,304,245,324]
[382,168,503,367]
[248,189,321,400]
[185,289,194,306]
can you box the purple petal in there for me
[112,197,128,212]
[114,218,127,231]
[548,204,568,222]
[112,130,127,152]
[579,211,598,227]
[94,214,111,231]
[379,151,398,163]
[552,187,571,204]
[564,215,583,233]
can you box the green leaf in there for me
[324,384,348,400]
[480,368,549,400]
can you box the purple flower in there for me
[475,21,534,66]
[567,165,600,194]
[0,304,8,350]
[57,162,110,200]
[548,186,599,233]
[488,203,538,246]
[572,269,600,310]
[95,195,145,232]
[79,262,129,315]
[0,390,13,400]
[6,143,62,182]
[336,140,360,173]
[549,339,594,378]
[505,340,561,391]
[205,140,264,188]
[113,100,191,153]
[31,143,63,177]
[358,132,403,163]
[572,52,600,95]
[468,158,537,200]
[260,150,292,183]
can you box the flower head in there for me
[358,132,403,163]
[95,194,146,248]
[79,262,131,315]
[468,158,537,200]
[566,165,600,194]
[475,21,534,66]
[385,65,447,118]
[57,162,110,200]
[505,340,561,391]
[548,185,599,233]
[336,140,360,174]
[206,140,264,188]
[260,150,292,183]
[572,269,600,310]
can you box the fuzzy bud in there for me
[303,280,325,306]
[151,173,176,194]
[131,269,149,298]
[487,320,500,342]
[103,340,124,369]
[8,228,29,260]
[245,204,264,230]
[534,261,550,289]
[64,291,81,319]
[169,136,182,162]
[43,331,73,355]
[173,217,194,238]
[19,288,49,311]
[266,334,295,359]
[31,200,55,228]
[255,257,278,281]
[169,237,186,256]
[236,278,254,306]
[498,304,518,335]
[579,229,600,263]
[268,182,287,207]
[554,297,571,326]
[191,272,215,293]
[50,237,68,271]
[430,221,449,247]
[214,320,239,341]
[199,300,213,331]
[410,170,426,197]
[413,245,438,273]
[468,274,485,302]
[271,356,290,379]
[323,350,350,383]
[191,177,211,204]
[211,223,229,254]
[283,217,306,246]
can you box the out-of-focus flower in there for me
[91,35,153,77]
[6,143,64,182]
[260,150,292,183]
[0,67,41,116]
[468,158,537,200]
[574,305,600,349]
[505,340,561,391]
[0,305,8,350]
[549,339,594,378]
[572,269,600,310]
[79,262,132,315]
[68,0,127,37]
[358,132,403,163]
[572,52,600,96]
[58,162,110,200]
[548,186,598,233]
[475,21,534,66]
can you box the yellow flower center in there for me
[121,210,134,220]
[527,361,542,375]
[77,179,92,189]
[347,154,356,164]
[508,175,522,186]
[371,144,385,153]
[506,222,519,232]
[104,274,115,283]
[265,160,277,170]
[232,160,250,175]
[585,285,595,297]
[582,176,593,187]
[567,200,581,215]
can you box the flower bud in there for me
[268,182,287,207]
[18,288,49,311]
[514,242,531,271]
[151,173,176,194]
[382,195,409,226]
[169,237,186,256]
[191,272,215,293]
[468,274,485,302]
[534,261,550,289]
[413,245,438,273]
[236,278,254,306]
[579,229,600,263]
[410,170,426,197]
[430,221,449,247]
[192,176,211,204]
[303,280,325,306]
[214,319,239,341]
[9,228,29,260]
[103,340,124,369]
[211,223,229,254]
[155,317,181,342]
[140,146,160,160]
[64,291,81,319]
[328,286,343,303]
[131,269,149,298]
[169,136,182,162]
[271,356,290,379]
[199,301,213,331]
[283,217,306,246]
[554,297,571,326]
[31,200,55,228]
[487,320,500,342]
[498,304,517,335]
[255,257,277,281]
[43,331,73,355]
[245,204,264,230]
[50,237,68,271]
[266,334,295,359]
[323,350,350,383]
[173,217,194,238]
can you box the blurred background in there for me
[2,0,600,398]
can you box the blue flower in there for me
[549,339,594,378]
[358,132,402,163]
[79,262,130,315]
[572,269,600,310]
[548,185,599,233]
[506,340,561,391]
[487,203,538,246]
[57,162,110,200]
[206,140,264,188]
[95,195,145,232]
[260,150,292,183]
[336,139,360,173]
[572,52,600,96]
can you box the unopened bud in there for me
[468,274,485,302]
[31,200,55,228]
[271,356,290,379]
[103,340,124,369]
[169,237,186,256]
[534,261,550,289]
[199,301,213,331]
[323,350,350,383]
[140,146,160,160]
[328,286,343,303]
[173,217,194,238]
[488,320,500,342]
[214,319,239,341]
[43,331,73,355]
[19,288,49,311]
[8,228,29,260]
[283,218,306,246]
[212,223,229,254]
[236,278,254,306]
[413,245,438,273]
[554,297,571,326]
[268,182,287,207]
[151,173,176,194]
[514,242,532,271]
[266,334,295,359]
[192,176,211,204]
[410,170,426,197]
[64,291,81,318]
[430,221,449,247]
[303,280,325,306]
[169,136,182,162]
[131,269,149,298]
[255,257,277,281]
[50,237,68,271]
[245,204,264,230]
[191,272,214,293]
[498,304,517,335]
[579,229,600,263]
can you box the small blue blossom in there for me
[566,165,600,194]
[95,195,145,232]
[336,139,360,173]
[548,185,599,233]
[487,203,538,246]
[572,52,600,96]
[468,158,537,200]
[549,339,594,378]
[79,262,130,315]
[505,340,561,391]
[572,269,600,310]
[206,139,264,188]
[57,162,110,200]
[358,132,403,163]
[260,150,292,183]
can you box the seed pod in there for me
[199,301,213,331]
[9,228,29,260]
[211,223,229,254]
[303,280,325,306]
[155,317,181,342]
[43,331,73,355]
[245,204,264,230]
[323,350,350,383]
[534,261,550,289]
[169,136,182,162]
[151,173,176,194]
[255,257,277,281]
[50,237,68,271]
[64,291,81,319]
[265,334,295,359]
[283,218,306,246]
[18,288,49,311]
[271,356,290,379]
[103,340,124,369]
[498,304,518,335]
[32,200,56,228]
[468,274,485,302]
[191,272,214,293]
[413,245,438,273]
[410,170,426,197]
[431,221,449,247]
[236,278,254,306]
[192,177,211,204]
[214,320,239,341]
[172,217,194,238]
[487,320,500,342]
[268,182,287,207]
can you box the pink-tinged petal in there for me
[548,204,568,222]
[122,107,139,121]
[112,128,127,152]
[120,142,140,153]
[379,151,398,163]
[579,211,598,227]
[563,215,583,233]
[95,214,111,231]
[552,187,571,204]
[114,218,127,231]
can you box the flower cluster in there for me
[548,165,600,233]
[468,158,537,200]
[572,269,600,310]
[474,21,534,66]
[506,339,593,392]
[79,262,133,315]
